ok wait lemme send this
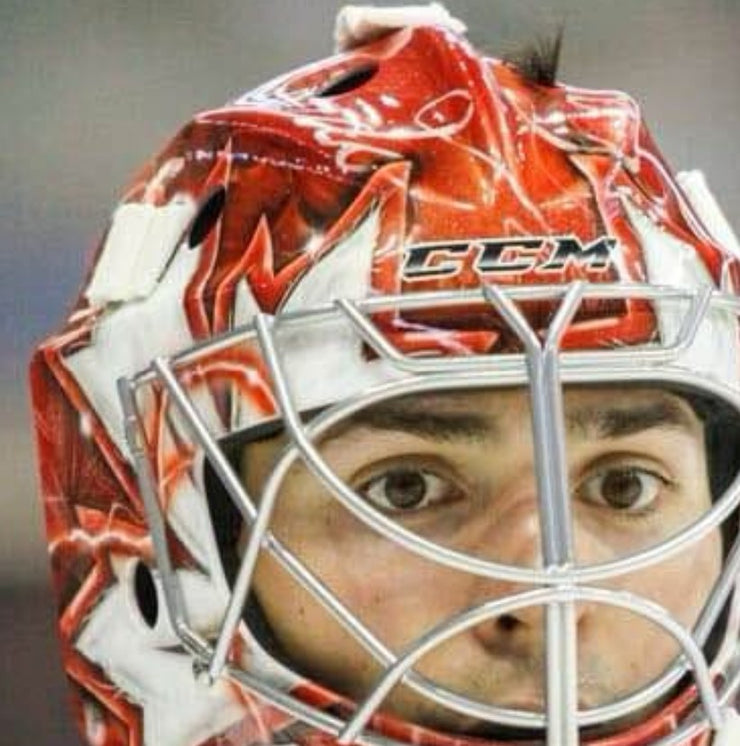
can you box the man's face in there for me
[240,386,721,734]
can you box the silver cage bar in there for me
[118,282,740,745]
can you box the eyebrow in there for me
[321,402,494,445]
[321,394,698,445]
[567,398,698,439]
[334,405,495,443]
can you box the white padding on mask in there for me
[86,197,196,307]
[335,3,466,51]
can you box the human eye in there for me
[356,464,463,514]
[576,465,671,513]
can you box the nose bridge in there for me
[470,383,554,571]
[467,478,593,624]
[476,453,613,573]
[469,465,614,585]
[491,490,545,570]
[481,496,549,630]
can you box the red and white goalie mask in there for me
[29,5,740,746]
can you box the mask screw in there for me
[193,659,215,687]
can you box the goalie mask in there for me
[29,5,740,746]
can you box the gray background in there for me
[3,1,739,742]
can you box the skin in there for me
[239,386,722,736]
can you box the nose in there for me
[465,491,592,655]
[472,490,545,568]
[472,604,545,656]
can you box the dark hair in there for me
[504,28,564,87]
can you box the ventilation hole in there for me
[133,561,158,628]
[188,186,226,248]
[316,64,378,97]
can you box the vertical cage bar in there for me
[117,376,194,643]
[483,283,584,745]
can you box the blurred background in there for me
[3,1,740,742]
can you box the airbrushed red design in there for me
[29,23,735,746]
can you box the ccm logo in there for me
[402,236,616,280]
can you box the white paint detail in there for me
[234,277,261,327]
[79,412,93,439]
[355,97,383,128]
[143,158,186,203]
[82,699,108,746]
[624,199,740,388]
[229,278,271,431]
[714,709,740,746]
[86,197,196,307]
[335,3,466,51]
[281,210,378,312]
[414,90,474,139]
[77,558,246,746]
[165,382,224,466]
[65,201,202,456]
[165,471,231,588]
[677,170,740,259]
[275,209,406,416]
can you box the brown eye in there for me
[579,467,665,512]
[359,467,458,513]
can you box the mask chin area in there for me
[457,721,545,741]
